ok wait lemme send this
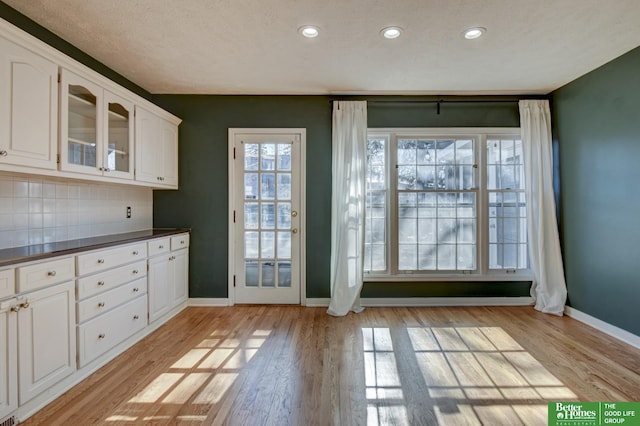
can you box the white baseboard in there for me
[188,298,230,307]
[564,306,640,349]
[305,297,533,308]
[305,298,331,307]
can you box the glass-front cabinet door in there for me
[103,91,134,179]
[60,69,103,176]
[59,69,134,180]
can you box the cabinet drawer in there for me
[77,260,146,300]
[148,238,170,257]
[16,257,75,293]
[77,277,147,323]
[0,268,15,299]
[77,295,147,367]
[77,243,146,276]
[170,234,190,251]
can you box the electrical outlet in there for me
[126,206,132,218]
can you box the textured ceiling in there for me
[4,0,640,95]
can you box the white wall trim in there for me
[564,306,640,349]
[306,297,533,308]
[227,128,307,306]
[188,298,230,307]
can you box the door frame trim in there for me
[228,128,307,306]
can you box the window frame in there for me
[365,128,533,282]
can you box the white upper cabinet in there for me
[60,69,134,180]
[1,18,180,187]
[135,106,179,188]
[0,35,58,170]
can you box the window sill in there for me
[364,273,533,283]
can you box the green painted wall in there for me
[0,2,152,101]
[552,46,640,336]
[152,95,531,299]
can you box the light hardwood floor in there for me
[22,306,640,425]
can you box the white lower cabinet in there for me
[147,254,170,323]
[0,297,18,420]
[17,281,76,404]
[148,234,189,324]
[77,294,147,366]
[1,231,189,421]
[171,249,189,307]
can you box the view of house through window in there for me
[364,129,528,278]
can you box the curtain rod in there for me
[339,99,521,104]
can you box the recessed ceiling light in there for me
[463,27,486,40]
[380,26,402,39]
[298,25,320,38]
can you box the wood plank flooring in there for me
[22,306,640,425]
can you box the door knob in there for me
[292,228,298,234]
[291,211,298,217]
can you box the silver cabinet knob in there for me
[97,259,105,264]
[98,281,105,286]
[132,250,139,255]
[98,334,105,339]
[133,287,139,292]
[132,269,139,274]
[98,302,105,307]
[20,302,29,309]
[10,305,20,313]
[0,150,8,157]
[47,270,57,276]
[159,245,164,249]
[133,315,140,320]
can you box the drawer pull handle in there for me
[97,259,105,264]
[98,302,105,307]
[133,315,140,320]
[133,269,139,274]
[98,334,105,339]
[10,305,20,313]
[159,245,164,249]
[180,240,185,244]
[47,270,57,277]
[133,250,139,255]
[133,287,139,292]
[0,150,8,157]
[19,302,29,309]
[98,281,105,286]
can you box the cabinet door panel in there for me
[0,36,58,170]
[148,255,170,323]
[59,69,103,176]
[171,249,188,307]
[0,301,18,419]
[104,90,134,180]
[161,119,178,187]
[17,281,76,404]
[134,106,161,184]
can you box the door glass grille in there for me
[244,142,293,288]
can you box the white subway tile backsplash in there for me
[43,182,56,199]
[29,180,42,198]
[0,175,153,249]
[13,179,28,197]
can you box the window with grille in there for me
[364,129,530,279]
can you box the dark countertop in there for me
[0,229,190,268]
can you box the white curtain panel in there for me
[520,99,567,315]
[327,101,368,316]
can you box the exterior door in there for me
[231,130,304,304]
